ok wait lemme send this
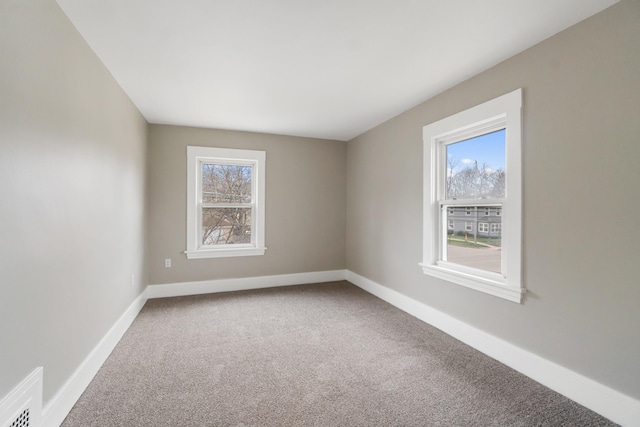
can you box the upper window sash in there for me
[198,159,256,207]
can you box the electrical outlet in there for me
[164,258,172,268]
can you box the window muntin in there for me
[186,146,266,259]
[421,89,523,303]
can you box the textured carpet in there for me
[62,281,617,426]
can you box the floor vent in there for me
[0,368,42,427]
[9,409,29,427]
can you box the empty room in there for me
[1,0,639,426]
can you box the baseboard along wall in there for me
[146,270,347,299]
[40,292,148,427]
[32,269,640,427]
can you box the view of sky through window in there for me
[446,129,505,174]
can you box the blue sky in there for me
[447,129,505,172]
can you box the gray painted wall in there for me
[0,0,148,404]
[146,125,346,284]
[346,0,640,399]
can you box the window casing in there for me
[421,89,523,303]
[186,146,266,259]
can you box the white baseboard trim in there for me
[346,270,640,427]
[147,269,348,299]
[41,291,148,427]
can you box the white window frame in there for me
[185,146,266,259]
[478,223,489,233]
[420,89,523,303]
[465,221,473,232]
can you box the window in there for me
[421,89,523,303]
[448,219,454,230]
[186,146,266,259]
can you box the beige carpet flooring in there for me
[61,281,617,426]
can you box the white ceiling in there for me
[56,0,618,141]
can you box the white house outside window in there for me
[186,146,266,259]
[421,89,523,303]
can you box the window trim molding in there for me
[420,89,524,303]
[185,146,266,259]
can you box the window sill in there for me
[185,246,266,259]
[419,262,524,303]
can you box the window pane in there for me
[446,129,505,199]
[446,205,501,273]
[202,164,252,203]
[202,207,251,245]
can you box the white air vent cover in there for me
[8,409,29,427]
[0,368,42,427]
